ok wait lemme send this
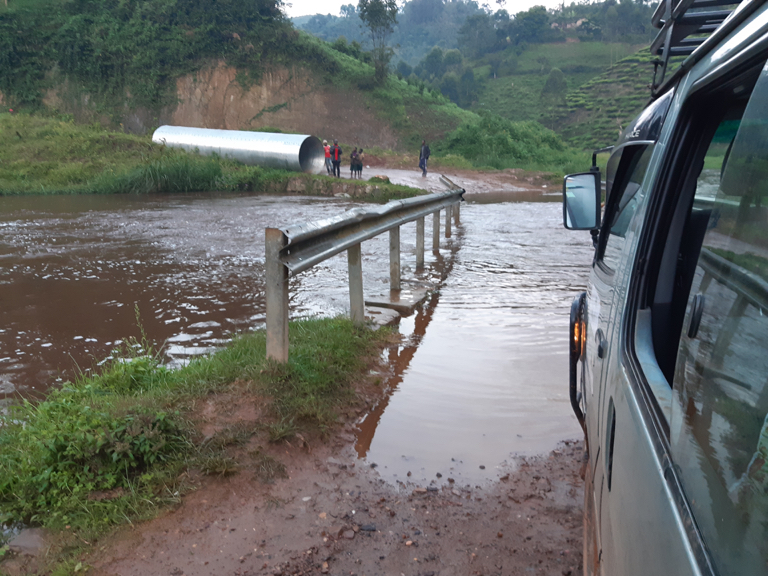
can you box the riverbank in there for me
[0,317,395,573]
[0,112,570,198]
[0,113,421,200]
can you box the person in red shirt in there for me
[323,140,332,175]
[330,140,343,177]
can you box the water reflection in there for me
[355,201,593,485]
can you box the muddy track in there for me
[85,431,585,576]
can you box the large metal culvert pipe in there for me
[151,126,326,174]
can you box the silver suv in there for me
[563,1,768,574]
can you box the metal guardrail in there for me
[694,247,768,370]
[699,248,768,311]
[265,176,465,361]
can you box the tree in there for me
[457,13,497,57]
[442,48,462,69]
[423,46,444,78]
[396,60,413,77]
[357,0,398,82]
[340,4,357,18]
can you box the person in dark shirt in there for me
[419,140,430,177]
[330,140,342,177]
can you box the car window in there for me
[670,63,768,575]
[601,145,655,271]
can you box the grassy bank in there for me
[1,110,589,197]
[0,112,426,199]
[0,316,390,551]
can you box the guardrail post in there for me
[390,226,401,291]
[445,205,452,238]
[348,243,365,324]
[454,201,460,225]
[416,217,425,269]
[265,228,289,362]
[432,211,440,251]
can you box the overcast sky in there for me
[284,0,566,19]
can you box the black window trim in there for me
[594,140,655,281]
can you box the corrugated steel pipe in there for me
[151,126,326,174]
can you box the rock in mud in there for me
[7,529,48,556]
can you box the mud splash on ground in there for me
[88,438,584,576]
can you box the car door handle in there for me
[596,328,607,359]
[688,294,705,338]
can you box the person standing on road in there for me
[358,149,365,179]
[330,140,342,177]
[323,140,332,175]
[350,147,358,179]
[419,140,430,177]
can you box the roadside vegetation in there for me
[0,111,428,197]
[437,113,589,174]
[1,0,651,192]
[0,314,391,556]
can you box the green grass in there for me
[0,316,390,537]
[0,111,432,198]
[437,113,590,175]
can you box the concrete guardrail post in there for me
[416,217,425,269]
[445,205,452,238]
[265,228,289,362]
[390,227,401,291]
[347,243,365,324]
[432,211,440,251]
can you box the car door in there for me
[597,30,768,576]
[579,92,672,574]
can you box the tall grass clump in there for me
[256,317,386,432]
[89,154,224,194]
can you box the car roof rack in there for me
[650,0,744,94]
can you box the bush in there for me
[437,112,588,174]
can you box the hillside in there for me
[0,0,475,151]
[469,43,657,149]
[469,41,646,123]
[556,49,657,149]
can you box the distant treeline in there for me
[298,0,658,66]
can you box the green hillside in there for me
[471,41,646,124]
[1,0,596,190]
[556,49,657,149]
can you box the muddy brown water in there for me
[0,188,593,485]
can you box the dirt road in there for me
[87,433,584,576]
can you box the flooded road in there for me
[0,184,593,484]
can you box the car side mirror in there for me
[563,172,601,230]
